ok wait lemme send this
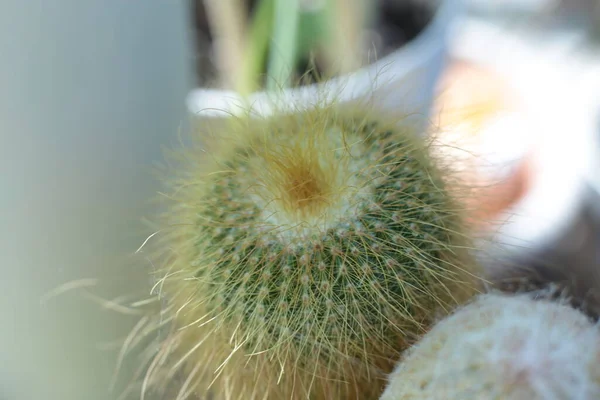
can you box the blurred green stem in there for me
[238,0,275,95]
[238,0,364,94]
[266,0,300,90]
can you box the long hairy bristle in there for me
[130,95,483,399]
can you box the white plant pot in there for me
[187,0,461,132]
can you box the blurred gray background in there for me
[0,1,193,399]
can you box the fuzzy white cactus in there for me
[380,292,600,400]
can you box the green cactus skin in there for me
[142,103,481,400]
[380,292,600,400]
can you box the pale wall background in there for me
[0,2,194,399]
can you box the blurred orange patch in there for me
[432,60,532,229]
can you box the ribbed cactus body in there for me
[380,292,600,400]
[147,104,480,399]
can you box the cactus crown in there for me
[142,102,480,399]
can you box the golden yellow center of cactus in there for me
[245,123,370,240]
[270,150,331,216]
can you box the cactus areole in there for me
[151,103,478,399]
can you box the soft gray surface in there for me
[489,186,600,319]
[0,1,193,399]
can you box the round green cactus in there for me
[380,292,600,400]
[143,103,481,399]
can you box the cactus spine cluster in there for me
[143,103,481,399]
[380,292,600,400]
